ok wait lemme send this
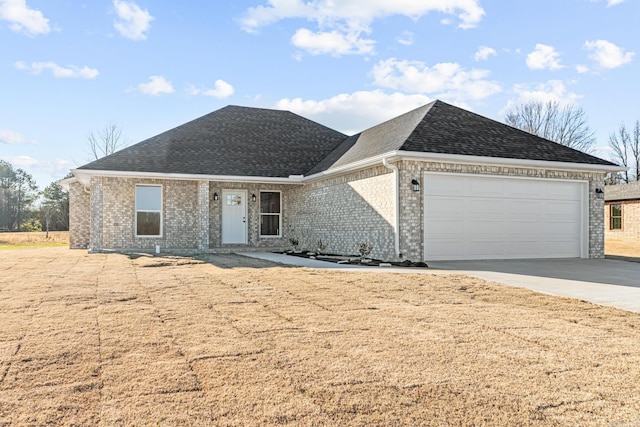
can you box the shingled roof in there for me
[78,100,618,180]
[78,106,347,178]
[309,100,618,174]
[605,181,640,201]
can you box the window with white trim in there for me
[135,185,162,237]
[259,191,281,237]
[610,204,622,230]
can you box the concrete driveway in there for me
[429,258,640,313]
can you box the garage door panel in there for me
[506,220,541,235]
[426,175,466,196]
[546,181,583,200]
[424,174,586,261]
[426,220,465,235]
[507,180,543,199]
[427,241,466,257]
[467,219,505,235]
[506,241,544,256]
[470,178,505,197]
[508,200,542,217]
[469,199,505,215]
[425,197,466,216]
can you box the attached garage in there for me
[423,173,588,261]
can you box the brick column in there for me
[89,177,103,253]
[197,180,209,251]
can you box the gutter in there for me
[382,157,401,258]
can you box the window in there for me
[610,204,622,230]
[136,185,162,237]
[259,191,281,237]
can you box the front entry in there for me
[222,189,248,244]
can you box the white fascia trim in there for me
[58,176,77,191]
[304,150,623,181]
[71,151,623,189]
[396,151,625,173]
[71,169,305,188]
[303,152,399,183]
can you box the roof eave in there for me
[71,151,623,188]
[71,169,305,187]
[396,151,625,173]
[303,150,624,182]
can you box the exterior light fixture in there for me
[213,192,219,201]
[252,193,257,202]
[595,188,604,199]
[411,179,420,192]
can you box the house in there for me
[61,100,622,261]
[604,181,640,239]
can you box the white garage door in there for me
[424,173,587,261]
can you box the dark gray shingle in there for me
[79,106,347,178]
[310,100,617,174]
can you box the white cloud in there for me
[607,0,624,6]
[291,27,375,56]
[113,0,153,40]
[0,129,37,145]
[136,75,174,95]
[474,45,496,61]
[189,80,235,99]
[0,0,50,36]
[526,44,563,70]
[371,58,501,104]
[276,90,433,134]
[2,155,73,179]
[15,61,99,79]
[396,31,414,46]
[575,64,589,74]
[240,0,485,32]
[503,80,581,115]
[240,0,484,56]
[585,39,635,69]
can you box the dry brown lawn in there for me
[605,236,640,258]
[0,232,69,249]
[1,247,640,426]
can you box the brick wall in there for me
[68,180,90,249]
[288,166,396,260]
[72,161,606,259]
[605,200,640,239]
[89,177,203,252]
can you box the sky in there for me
[0,0,638,189]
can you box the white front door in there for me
[222,189,248,244]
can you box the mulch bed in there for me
[284,251,428,268]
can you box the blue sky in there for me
[1,0,638,188]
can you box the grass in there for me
[0,231,69,250]
[605,235,640,258]
[1,247,639,425]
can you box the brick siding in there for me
[69,160,606,260]
[605,200,640,239]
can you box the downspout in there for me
[382,158,401,258]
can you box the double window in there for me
[260,191,281,237]
[136,185,162,237]
[610,204,622,230]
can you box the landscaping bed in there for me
[284,250,429,268]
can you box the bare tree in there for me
[87,123,129,161]
[608,120,640,183]
[505,100,596,154]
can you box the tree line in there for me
[505,100,639,184]
[0,160,69,232]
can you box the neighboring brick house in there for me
[604,181,640,239]
[61,100,622,261]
